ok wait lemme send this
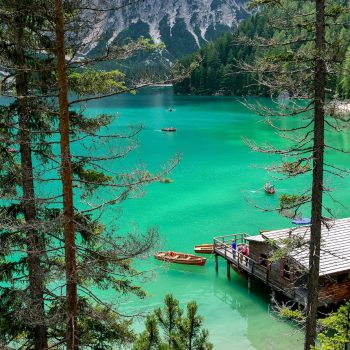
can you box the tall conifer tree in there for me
[240,1,349,348]
[1,0,178,348]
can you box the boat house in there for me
[213,217,350,306]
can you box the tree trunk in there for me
[304,0,325,349]
[15,16,48,350]
[54,0,78,348]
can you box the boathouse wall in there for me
[319,272,350,305]
[249,241,350,305]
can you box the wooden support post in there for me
[271,289,276,303]
[248,276,252,290]
[215,254,218,272]
[226,261,231,279]
[266,268,269,285]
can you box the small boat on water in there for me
[161,127,176,132]
[194,244,214,254]
[264,182,275,194]
[154,251,207,266]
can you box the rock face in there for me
[87,0,249,59]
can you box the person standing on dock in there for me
[231,240,236,258]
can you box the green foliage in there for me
[46,298,135,350]
[69,111,112,135]
[279,193,310,210]
[279,307,305,322]
[72,160,113,196]
[154,294,183,348]
[133,294,213,350]
[132,315,166,350]
[178,301,213,350]
[316,301,350,349]
[68,70,127,96]
[339,47,350,98]
[279,161,311,176]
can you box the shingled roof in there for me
[247,217,350,276]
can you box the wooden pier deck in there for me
[213,233,307,305]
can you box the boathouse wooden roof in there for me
[247,217,350,276]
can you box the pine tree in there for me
[0,1,53,347]
[53,1,78,347]
[154,294,183,348]
[178,302,212,350]
[133,294,212,350]
[240,1,350,349]
[0,0,179,348]
[50,2,175,348]
[132,315,166,350]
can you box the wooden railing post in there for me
[266,267,269,285]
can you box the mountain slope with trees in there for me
[173,3,350,97]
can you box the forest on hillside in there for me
[173,3,350,97]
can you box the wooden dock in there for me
[213,233,307,305]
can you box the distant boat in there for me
[292,218,311,225]
[161,127,176,132]
[194,244,214,254]
[154,251,207,266]
[168,108,174,112]
[159,177,173,183]
[264,183,275,194]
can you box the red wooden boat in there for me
[194,244,214,254]
[154,251,207,266]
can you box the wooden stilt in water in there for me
[226,261,231,279]
[215,254,218,272]
[248,276,252,290]
[271,289,276,303]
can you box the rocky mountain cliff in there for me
[87,0,249,61]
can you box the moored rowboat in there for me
[194,244,214,254]
[154,251,207,266]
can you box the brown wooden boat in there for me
[161,127,176,132]
[194,244,214,254]
[154,251,207,266]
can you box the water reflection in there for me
[212,273,304,350]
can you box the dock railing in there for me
[213,233,256,274]
[213,233,306,304]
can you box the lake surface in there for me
[72,88,350,349]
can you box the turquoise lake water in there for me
[3,88,349,349]
[83,87,350,350]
